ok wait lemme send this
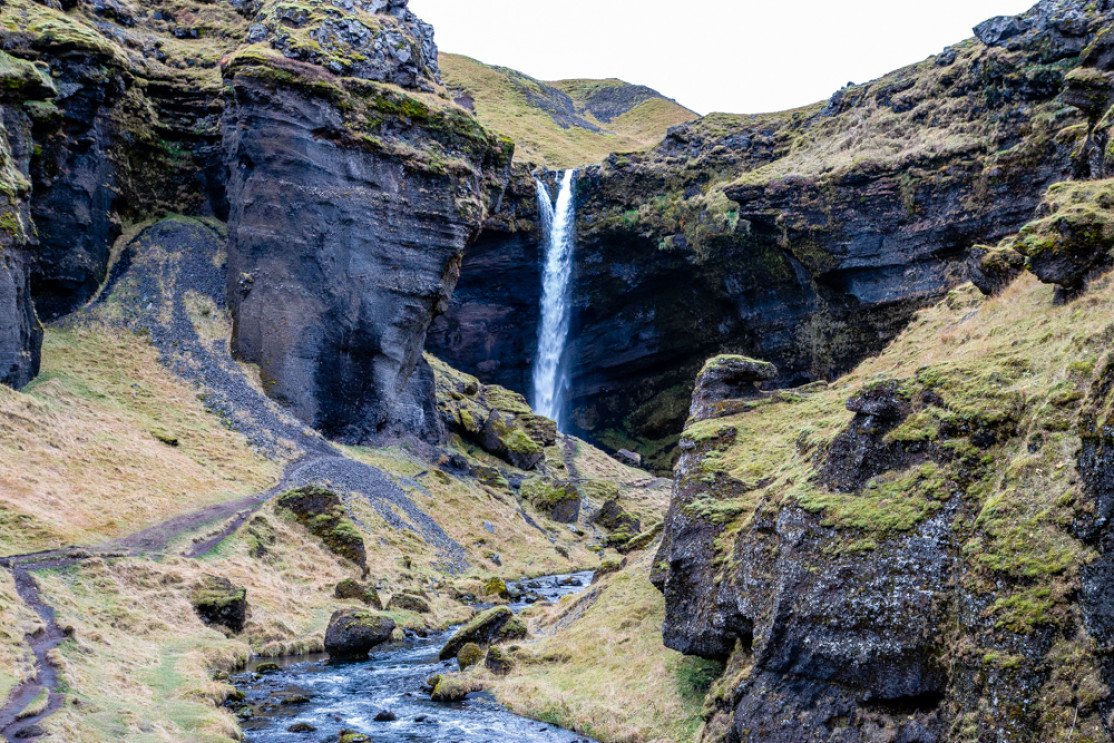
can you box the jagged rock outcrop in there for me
[0,52,54,389]
[429,354,555,470]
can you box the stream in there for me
[233,571,597,742]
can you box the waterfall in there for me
[531,169,577,431]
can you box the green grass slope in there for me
[440,53,697,169]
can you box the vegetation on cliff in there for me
[440,52,696,169]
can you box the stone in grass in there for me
[495,616,528,642]
[520,477,580,523]
[457,642,483,671]
[439,606,513,659]
[387,592,431,613]
[191,575,247,634]
[276,486,367,572]
[485,646,514,675]
[334,578,383,609]
[324,608,396,660]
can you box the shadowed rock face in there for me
[222,64,509,441]
[27,54,123,321]
[0,54,54,389]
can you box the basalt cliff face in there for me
[434,0,1114,471]
[0,0,512,438]
[648,4,1114,739]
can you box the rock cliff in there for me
[650,4,1114,731]
[433,0,1114,472]
[0,0,513,445]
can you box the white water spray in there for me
[531,169,577,431]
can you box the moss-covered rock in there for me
[429,355,554,471]
[484,645,514,676]
[334,579,382,609]
[191,576,247,634]
[324,608,396,660]
[386,592,431,613]
[520,477,581,523]
[439,606,513,660]
[968,240,1027,295]
[481,577,510,599]
[494,615,528,642]
[276,486,367,572]
[592,497,641,534]
[338,730,371,743]
[457,642,483,671]
[1015,179,1114,291]
[430,674,470,702]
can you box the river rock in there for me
[456,642,483,671]
[324,609,396,660]
[439,606,513,659]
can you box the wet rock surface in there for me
[324,609,396,660]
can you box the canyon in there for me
[0,0,1114,742]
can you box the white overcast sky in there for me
[411,0,1040,115]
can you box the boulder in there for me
[386,592,431,613]
[324,609,396,660]
[481,577,510,599]
[430,674,470,702]
[439,606,513,659]
[191,576,247,634]
[457,642,483,671]
[968,242,1026,295]
[334,579,383,609]
[484,646,514,675]
[520,477,580,523]
[276,487,367,571]
[592,498,641,534]
[616,449,642,467]
[1015,179,1114,292]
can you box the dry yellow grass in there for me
[489,550,711,743]
[0,326,280,555]
[0,570,40,705]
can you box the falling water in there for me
[531,169,576,431]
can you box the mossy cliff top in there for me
[579,1,1114,248]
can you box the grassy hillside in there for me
[440,53,697,169]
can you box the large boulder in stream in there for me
[438,606,513,659]
[324,608,396,660]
